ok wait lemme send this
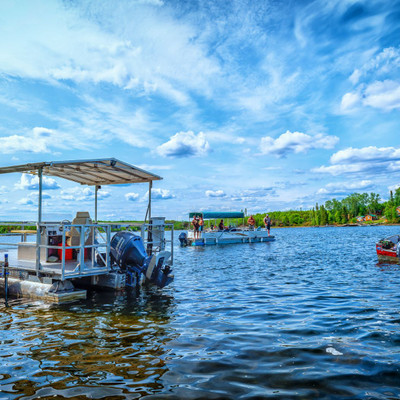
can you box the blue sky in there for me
[0,0,400,221]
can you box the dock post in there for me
[4,254,8,306]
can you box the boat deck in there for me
[1,248,109,279]
[188,231,276,246]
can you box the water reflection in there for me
[2,226,400,399]
[0,288,176,399]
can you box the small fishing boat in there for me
[376,235,400,263]
[179,211,275,246]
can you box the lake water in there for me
[1,226,400,399]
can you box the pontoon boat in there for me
[0,158,174,302]
[179,211,275,246]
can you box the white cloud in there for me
[125,192,140,201]
[136,164,172,171]
[313,164,366,176]
[349,47,400,84]
[150,188,175,200]
[314,146,400,176]
[60,187,110,201]
[340,91,361,111]
[388,161,400,172]
[156,131,210,158]
[18,198,35,205]
[341,79,400,112]
[0,127,72,154]
[343,47,400,112]
[15,173,60,190]
[205,190,226,198]
[349,69,362,85]
[330,146,400,164]
[388,183,400,192]
[363,80,400,110]
[316,180,373,195]
[260,130,339,157]
[0,1,220,104]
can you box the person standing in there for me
[198,216,204,236]
[263,214,271,236]
[192,215,199,239]
[247,215,256,230]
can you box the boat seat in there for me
[66,211,94,247]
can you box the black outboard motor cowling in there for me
[110,231,173,289]
[111,231,148,273]
[179,232,188,246]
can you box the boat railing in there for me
[139,222,174,264]
[0,220,173,277]
[101,221,174,265]
[37,222,111,280]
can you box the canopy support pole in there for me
[148,181,152,222]
[35,167,43,274]
[146,181,153,255]
[94,185,100,223]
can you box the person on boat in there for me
[247,215,255,230]
[192,215,199,239]
[210,223,214,231]
[263,214,271,236]
[218,219,225,231]
[198,216,204,236]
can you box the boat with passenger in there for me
[0,158,174,303]
[376,234,400,263]
[179,211,275,246]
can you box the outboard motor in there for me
[179,232,188,247]
[110,231,173,289]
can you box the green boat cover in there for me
[189,211,244,219]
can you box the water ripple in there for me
[1,226,400,398]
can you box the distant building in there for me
[396,206,400,216]
[365,214,378,221]
[356,216,365,222]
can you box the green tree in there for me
[319,205,328,225]
[394,188,400,207]
[367,193,382,214]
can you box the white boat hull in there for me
[187,229,275,246]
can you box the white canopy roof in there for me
[0,158,162,186]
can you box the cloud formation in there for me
[313,146,400,176]
[205,190,226,198]
[150,188,175,200]
[60,187,110,201]
[260,130,339,157]
[0,127,74,154]
[156,131,210,158]
[341,47,400,112]
[125,192,139,201]
[342,80,400,112]
[0,1,220,104]
[317,180,374,195]
[15,173,60,190]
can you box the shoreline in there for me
[269,223,400,229]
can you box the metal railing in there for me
[141,222,174,265]
[45,222,111,280]
[0,220,173,279]
[105,221,174,265]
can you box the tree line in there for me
[254,189,400,227]
[0,189,399,233]
[173,188,400,229]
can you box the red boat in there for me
[376,235,400,263]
